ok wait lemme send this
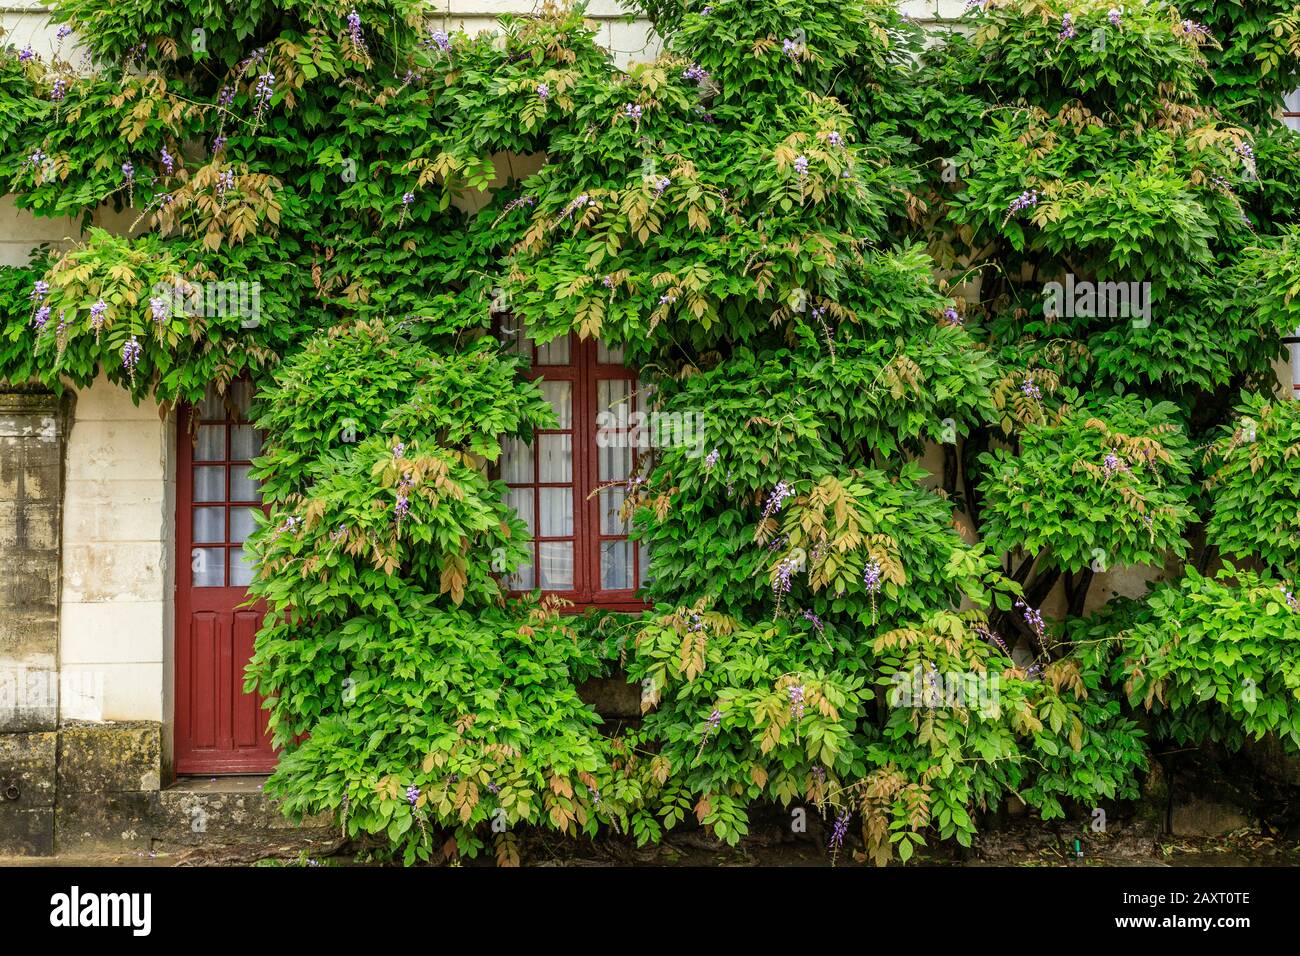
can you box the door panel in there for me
[174,384,277,775]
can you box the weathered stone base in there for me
[0,720,329,855]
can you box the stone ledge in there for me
[57,720,162,794]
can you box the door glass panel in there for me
[230,507,260,544]
[501,439,533,483]
[536,335,570,365]
[195,425,225,461]
[598,379,631,417]
[500,321,530,362]
[638,541,651,587]
[197,389,225,420]
[538,541,573,590]
[597,341,625,364]
[230,424,262,460]
[509,560,535,591]
[599,444,631,482]
[540,380,573,428]
[538,435,572,483]
[506,487,535,536]
[193,507,225,544]
[228,381,253,417]
[600,488,627,534]
[539,488,574,537]
[229,465,259,502]
[192,547,225,587]
[601,540,634,590]
[229,547,256,587]
[193,466,226,502]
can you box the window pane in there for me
[600,488,627,534]
[539,488,574,537]
[536,335,570,365]
[638,541,652,587]
[538,541,573,590]
[540,380,573,428]
[598,379,631,418]
[229,547,256,587]
[538,435,572,482]
[597,341,625,364]
[509,560,535,591]
[193,466,226,502]
[506,487,535,536]
[192,547,225,587]
[230,465,260,502]
[501,438,533,483]
[197,387,224,420]
[228,381,253,418]
[500,322,531,364]
[230,507,260,544]
[230,424,262,460]
[601,540,634,590]
[193,507,225,544]
[599,443,631,482]
[195,425,225,461]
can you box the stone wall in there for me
[0,389,69,854]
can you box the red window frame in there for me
[497,326,650,610]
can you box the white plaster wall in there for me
[57,378,175,724]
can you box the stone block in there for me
[57,721,162,795]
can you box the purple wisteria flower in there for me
[829,808,851,853]
[402,191,415,206]
[1108,8,1121,27]
[121,162,134,182]
[1059,14,1076,40]
[406,784,420,806]
[975,624,1012,659]
[121,336,142,379]
[536,82,550,100]
[50,78,67,102]
[149,296,169,323]
[427,29,451,53]
[658,293,677,306]
[392,441,406,458]
[683,64,708,84]
[1280,585,1300,613]
[216,169,235,201]
[773,555,799,595]
[788,683,806,721]
[653,176,671,196]
[557,193,590,224]
[943,307,962,326]
[56,26,73,40]
[802,608,824,637]
[487,780,501,794]
[826,131,844,148]
[394,495,410,520]
[1015,599,1047,650]
[1021,375,1041,400]
[704,448,719,470]
[696,707,722,758]
[211,134,227,155]
[18,46,34,63]
[1008,188,1039,217]
[794,155,809,177]
[329,524,347,543]
[217,86,235,107]
[346,10,365,49]
[253,71,275,114]
[1102,452,1129,479]
[863,560,882,593]
[89,299,107,333]
[31,280,49,303]
[160,148,175,176]
[624,103,643,121]
[32,305,51,330]
[782,38,800,60]
[763,481,794,519]
[1181,20,1211,39]
[602,274,614,289]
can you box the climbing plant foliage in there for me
[2,0,1299,864]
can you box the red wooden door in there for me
[174,382,277,774]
